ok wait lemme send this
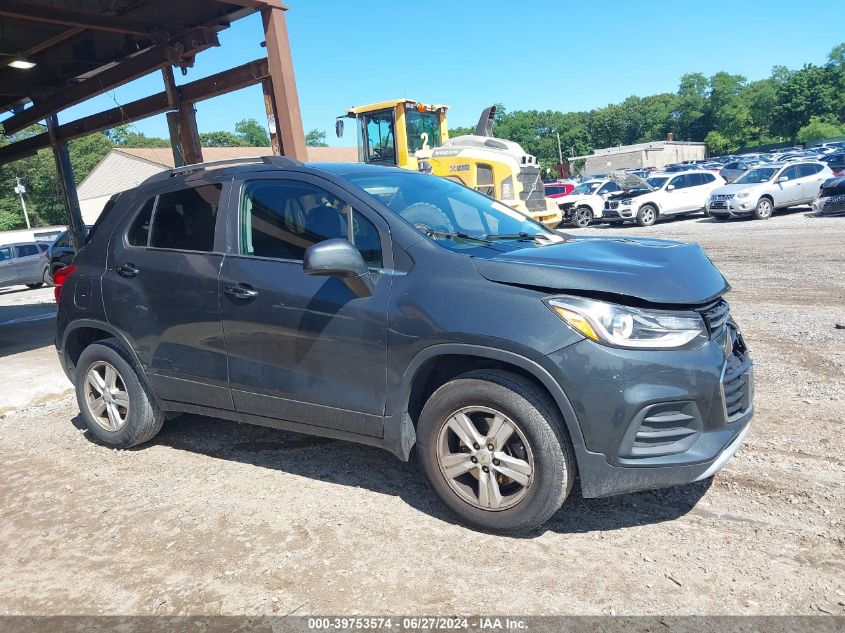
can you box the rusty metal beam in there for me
[261,6,305,159]
[0,58,270,165]
[0,1,159,36]
[217,0,288,9]
[1,27,219,135]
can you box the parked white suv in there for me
[707,161,834,220]
[604,171,726,226]
[556,179,623,228]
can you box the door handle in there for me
[225,283,259,299]
[116,263,139,278]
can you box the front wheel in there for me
[570,206,593,228]
[636,204,657,227]
[416,369,575,534]
[753,198,773,220]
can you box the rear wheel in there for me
[570,206,593,228]
[43,267,54,287]
[416,369,575,534]
[75,339,164,448]
[636,204,657,227]
[25,282,44,289]
[753,198,773,220]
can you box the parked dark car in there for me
[812,176,845,216]
[0,241,50,289]
[46,226,93,281]
[55,156,754,533]
[820,152,845,175]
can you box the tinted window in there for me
[545,186,561,196]
[701,173,715,183]
[150,184,221,251]
[55,231,73,248]
[240,180,382,268]
[127,198,156,247]
[669,175,686,189]
[724,162,739,170]
[16,244,39,257]
[476,163,494,197]
[0,246,12,262]
[363,111,395,164]
[798,164,823,177]
[599,182,621,194]
[780,166,800,181]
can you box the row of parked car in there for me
[545,142,845,228]
[0,226,89,291]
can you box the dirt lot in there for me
[0,210,843,616]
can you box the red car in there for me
[544,182,575,198]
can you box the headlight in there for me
[735,192,749,199]
[621,199,633,205]
[546,296,708,349]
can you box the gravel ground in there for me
[0,209,843,616]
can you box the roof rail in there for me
[146,155,302,182]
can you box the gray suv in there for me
[0,241,51,289]
[55,156,754,533]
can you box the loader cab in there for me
[339,99,449,171]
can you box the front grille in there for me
[608,200,620,210]
[821,193,845,214]
[713,194,735,200]
[699,299,730,336]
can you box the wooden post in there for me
[46,114,87,249]
[261,5,306,160]
[262,78,280,155]
[161,65,203,166]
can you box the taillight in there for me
[53,265,77,302]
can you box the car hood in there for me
[471,235,729,305]
[711,182,767,195]
[608,170,653,191]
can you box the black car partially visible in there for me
[46,227,92,280]
[813,176,845,217]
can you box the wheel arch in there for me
[398,344,586,451]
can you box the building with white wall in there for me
[571,140,707,176]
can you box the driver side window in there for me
[669,175,686,189]
[780,166,800,181]
[240,180,383,269]
[363,111,396,165]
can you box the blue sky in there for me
[60,0,844,147]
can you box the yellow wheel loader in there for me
[336,99,562,227]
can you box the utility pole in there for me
[556,132,564,166]
[13,177,31,229]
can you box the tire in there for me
[713,215,730,222]
[416,369,575,534]
[400,202,452,235]
[636,204,657,227]
[25,282,44,289]
[74,338,164,448]
[43,266,54,287]
[570,206,593,229]
[752,197,773,220]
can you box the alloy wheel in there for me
[574,208,592,228]
[436,406,534,511]
[85,361,130,431]
[641,207,655,224]
[757,200,772,218]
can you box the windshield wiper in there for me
[482,232,546,242]
[425,229,492,243]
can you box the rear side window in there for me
[16,244,39,257]
[150,184,222,252]
[127,198,155,247]
[701,173,715,183]
[55,231,72,248]
[798,164,823,177]
[0,246,12,261]
[240,180,383,268]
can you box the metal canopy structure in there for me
[0,0,306,246]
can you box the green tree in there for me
[795,115,845,144]
[199,131,248,147]
[305,128,328,147]
[705,130,733,155]
[234,118,270,146]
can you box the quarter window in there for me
[149,184,222,251]
[240,180,383,269]
[127,198,155,247]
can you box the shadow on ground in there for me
[72,411,711,537]
[0,290,57,358]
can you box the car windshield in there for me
[571,182,601,195]
[345,172,560,250]
[734,167,779,184]
[646,176,668,189]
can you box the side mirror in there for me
[303,239,373,298]
[667,184,676,191]
[335,118,344,138]
[777,176,788,183]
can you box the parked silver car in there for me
[0,242,51,289]
[707,162,834,220]
[719,159,759,183]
